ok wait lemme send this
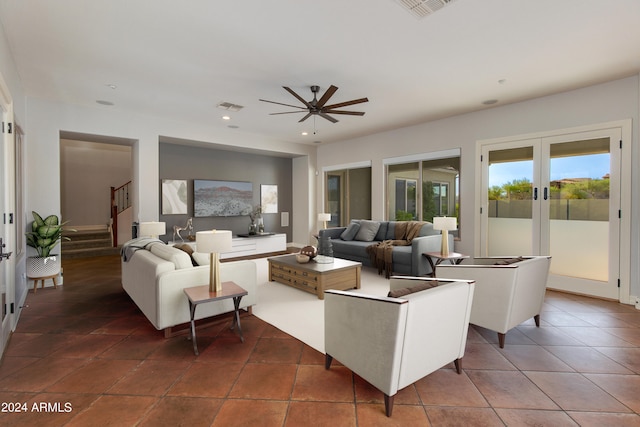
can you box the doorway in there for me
[0,74,16,357]
[478,122,631,301]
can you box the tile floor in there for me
[0,255,639,426]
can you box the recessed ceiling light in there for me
[222,115,231,120]
[106,84,117,89]
[301,131,308,136]
[482,99,498,105]
[96,100,114,106]
[498,79,506,85]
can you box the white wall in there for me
[317,75,640,298]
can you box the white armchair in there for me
[437,256,551,348]
[324,277,475,417]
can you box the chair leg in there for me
[534,314,540,327]
[325,354,333,370]
[384,394,395,417]
[454,358,462,374]
[498,332,506,348]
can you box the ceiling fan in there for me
[259,85,368,123]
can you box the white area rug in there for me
[251,258,389,353]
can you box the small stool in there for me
[28,274,58,293]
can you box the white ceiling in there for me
[2,0,639,145]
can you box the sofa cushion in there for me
[149,243,193,269]
[341,222,361,241]
[385,222,396,240]
[388,280,440,298]
[355,220,381,242]
[374,222,388,241]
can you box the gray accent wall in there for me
[159,142,292,241]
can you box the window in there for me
[385,150,460,232]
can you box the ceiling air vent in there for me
[217,102,244,112]
[395,0,455,19]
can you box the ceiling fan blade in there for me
[316,85,338,109]
[259,99,306,110]
[323,97,369,110]
[319,113,339,123]
[283,86,313,108]
[324,110,366,116]
[298,112,313,122]
[269,111,307,115]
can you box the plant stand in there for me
[28,274,58,293]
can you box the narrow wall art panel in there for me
[162,179,188,214]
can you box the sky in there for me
[489,153,610,187]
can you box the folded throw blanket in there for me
[120,237,165,262]
[366,221,425,278]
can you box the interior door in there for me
[481,128,621,300]
[0,79,15,357]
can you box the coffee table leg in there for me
[188,300,199,355]
[230,296,245,343]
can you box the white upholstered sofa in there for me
[324,276,475,417]
[437,256,551,348]
[121,240,257,335]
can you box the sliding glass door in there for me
[481,128,621,299]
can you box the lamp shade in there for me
[317,213,331,222]
[196,230,232,254]
[433,216,457,231]
[139,221,166,237]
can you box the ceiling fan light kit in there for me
[260,85,368,124]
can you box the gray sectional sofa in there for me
[318,220,452,277]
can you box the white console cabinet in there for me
[221,233,287,259]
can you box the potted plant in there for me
[25,211,74,277]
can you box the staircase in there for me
[62,228,121,259]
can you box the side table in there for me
[423,252,469,277]
[183,281,248,355]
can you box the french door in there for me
[480,126,623,300]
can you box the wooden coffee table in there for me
[268,254,361,299]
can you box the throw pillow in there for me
[388,280,440,298]
[340,222,360,241]
[355,220,381,242]
[192,252,210,266]
[174,243,197,266]
[494,256,525,265]
[149,243,193,270]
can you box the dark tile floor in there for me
[0,255,639,426]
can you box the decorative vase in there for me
[26,255,61,278]
[316,235,334,263]
[249,222,257,235]
[257,217,265,233]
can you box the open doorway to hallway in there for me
[59,132,135,257]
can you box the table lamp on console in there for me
[138,221,166,238]
[433,216,456,257]
[196,229,232,292]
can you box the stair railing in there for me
[110,181,132,247]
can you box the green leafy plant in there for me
[25,211,74,257]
